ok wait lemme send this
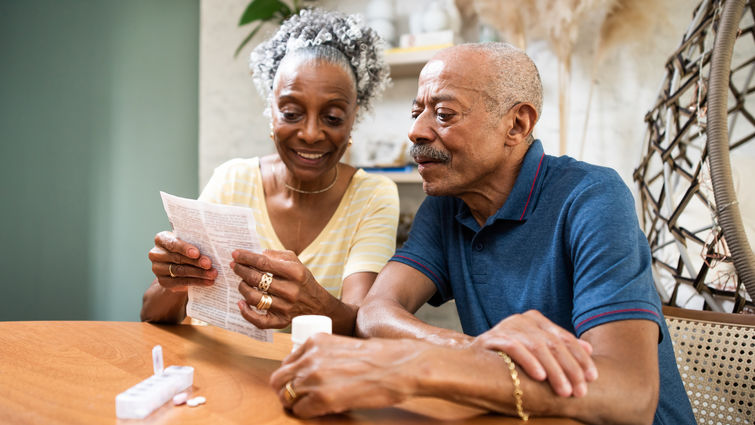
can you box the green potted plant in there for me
[234,0,318,57]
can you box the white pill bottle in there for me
[291,315,332,352]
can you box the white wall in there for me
[1,0,199,321]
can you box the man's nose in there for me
[408,110,434,145]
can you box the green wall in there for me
[0,0,199,321]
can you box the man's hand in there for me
[472,310,598,397]
[269,333,421,418]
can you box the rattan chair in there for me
[663,306,755,424]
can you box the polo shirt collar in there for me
[456,139,547,230]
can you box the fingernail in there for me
[189,248,199,258]
[535,367,546,380]
[229,261,235,268]
[588,368,599,381]
[561,383,572,397]
[201,258,211,268]
[231,250,238,259]
[576,383,587,397]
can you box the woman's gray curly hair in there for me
[250,8,390,118]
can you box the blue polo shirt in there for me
[392,140,694,424]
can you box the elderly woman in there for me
[141,9,398,335]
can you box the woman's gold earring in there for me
[270,131,275,141]
[348,137,353,147]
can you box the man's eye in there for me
[437,111,455,121]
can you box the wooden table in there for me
[0,321,581,424]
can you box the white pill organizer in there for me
[115,345,194,419]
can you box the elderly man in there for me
[270,43,695,424]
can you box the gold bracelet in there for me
[498,351,529,421]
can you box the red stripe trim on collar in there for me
[519,152,545,220]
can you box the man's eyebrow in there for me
[431,94,457,103]
[412,94,458,106]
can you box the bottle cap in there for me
[291,315,332,352]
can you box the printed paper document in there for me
[160,192,272,342]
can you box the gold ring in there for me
[284,380,298,402]
[258,272,273,292]
[169,263,176,278]
[256,294,273,311]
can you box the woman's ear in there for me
[506,103,538,145]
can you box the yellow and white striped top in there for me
[198,157,399,298]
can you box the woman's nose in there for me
[298,116,324,144]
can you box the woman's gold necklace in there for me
[278,161,339,194]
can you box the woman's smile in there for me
[295,150,327,160]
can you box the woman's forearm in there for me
[322,295,359,335]
[140,279,188,323]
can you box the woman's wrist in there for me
[140,280,188,323]
[321,293,358,335]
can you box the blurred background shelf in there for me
[384,45,450,78]
[363,167,423,183]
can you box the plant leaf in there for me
[234,22,265,58]
[239,0,292,26]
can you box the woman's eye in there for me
[324,115,344,126]
[281,111,300,121]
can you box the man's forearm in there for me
[414,345,656,425]
[356,298,472,347]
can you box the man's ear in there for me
[505,103,538,146]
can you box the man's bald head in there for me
[433,43,543,121]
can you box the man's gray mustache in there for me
[409,144,450,163]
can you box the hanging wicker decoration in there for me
[634,0,755,313]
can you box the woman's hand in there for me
[148,231,217,292]
[232,249,336,330]
[471,310,598,398]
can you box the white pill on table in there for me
[187,396,206,407]
[172,392,188,405]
